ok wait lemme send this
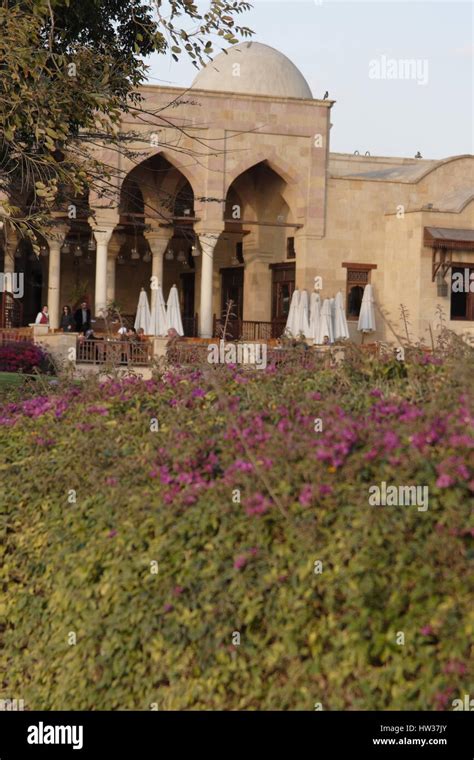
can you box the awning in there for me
[424,226,474,250]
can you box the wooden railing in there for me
[167,343,209,366]
[77,338,152,366]
[167,342,330,370]
[0,328,32,345]
[212,317,285,340]
[240,320,273,340]
[183,314,198,337]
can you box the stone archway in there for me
[113,154,198,320]
[224,161,296,325]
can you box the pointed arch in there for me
[224,154,304,218]
[119,149,201,201]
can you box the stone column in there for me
[144,230,173,307]
[45,226,68,330]
[106,255,116,305]
[91,225,115,317]
[2,221,17,276]
[294,232,327,290]
[198,231,221,338]
[106,236,121,305]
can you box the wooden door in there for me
[220,267,244,339]
[271,263,295,338]
[180,272,196,336]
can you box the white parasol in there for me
[309,291,321,341]
[285,288,300,337]
[357,284,376,335]
[333,291,350,340]
[296,289,311,338]
[166,284,184,336]
[134,288,151,334]
[150,281,168,336]
[316,298,334,344]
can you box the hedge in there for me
[0,349,472,709]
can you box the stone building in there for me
[2,41,473,342]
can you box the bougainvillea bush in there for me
[0,340,53,374]
[0,350,473,710]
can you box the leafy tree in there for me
[0,0,252,241]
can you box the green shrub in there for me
[0,352,472,710]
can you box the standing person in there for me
[74,301,91,334]
[60,305,75,332]
[35,305,49,324]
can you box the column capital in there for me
[44,224,69,249]
[195,229,223,252]
[91,225,115,247]
[89,206,120,228]
[144,228,173,249]
[194,225,224,238]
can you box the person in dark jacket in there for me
[60,305,76,332]
[74,301,91,334]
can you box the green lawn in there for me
[0,372,26,388]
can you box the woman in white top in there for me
[35,306,49,324]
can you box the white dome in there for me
[191,42,313,100]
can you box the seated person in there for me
[126,327,139,342]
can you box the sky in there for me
[144,0,473,160]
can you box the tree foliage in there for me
[0,0,252,238]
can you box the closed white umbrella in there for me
[316,298,334,344]
[296,289,311,338]
[150,281,168,337]
[357,284,376,334]
[285,288,300,337]
[166,284,184,336]
[309,291,321,340]
[330,297,336,340]
[334,291,350,340]
[134,288,151,334]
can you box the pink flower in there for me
[382,431,400,451]
[443,660,467,675]
[433,687,455,710]
[319,485,333,497]
[244,493,271,516]
[233,555,248,570]
[235,460,254,472]
[420,625,434,636]
[436,474,454,488]
[298,484,313,507]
